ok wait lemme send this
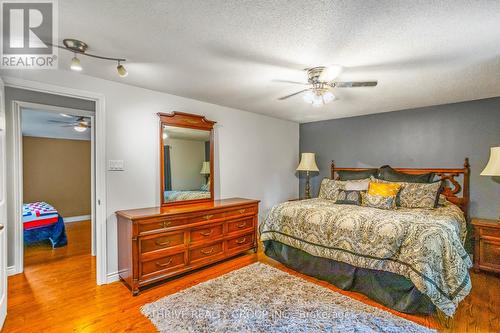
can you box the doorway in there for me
[19,105,95,267]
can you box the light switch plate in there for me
[108,160,124,171]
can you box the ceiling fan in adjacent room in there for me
[277,66,377,107]
[49,115,91,132]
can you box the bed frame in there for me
[331,158,470,219]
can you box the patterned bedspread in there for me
[164,190,210,202]
[260,198,472,316]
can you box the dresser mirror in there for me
[158,112,215,206]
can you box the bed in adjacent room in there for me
[260,159,471,318]
[23,202,68,248]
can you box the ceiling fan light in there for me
[117,63,128,77]
[322,91,335,104]
[74,125,87,132]
[70,55,82,71]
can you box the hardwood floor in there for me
[3,222,499,332]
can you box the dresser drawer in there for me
[190,223,224,243]
[138,217,186,234]
[190,212,225,224]
[141,252,185,277]
[189,242,223,263]
[140,231,184,254]
[227,217,254,234]
[226,233,254,251]
[225,206,258,219]
[479,227,500,239]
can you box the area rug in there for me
[141,263,435,333]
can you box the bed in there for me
[23,202,67,248]
[260,159,471,318]
[164,190,211,202]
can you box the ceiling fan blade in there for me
[335,81,377,88]
[278,89,310,100]
[48,120,74,124]
[272,79,309,85]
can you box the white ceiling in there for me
[51,0,500,123]
[22,109,91,141]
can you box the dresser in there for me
[472,218,500,274]
[116,198,259,295]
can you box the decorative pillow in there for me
[361,192,396,210]
[318,178,343,200]
[337,169,378,181]
[367,182,402,197]
[318,178,370,201]
[370,177,442,209]
[377,165,435,183]
[335,189,363,205]
[397,181,442,209]
[345,179,370,191]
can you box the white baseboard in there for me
[64,215,91,223]
[106,271,120,284]
[7,265,20,276]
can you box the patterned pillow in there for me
[335,189,364,205]
[361,192,396,210]
[370,177,442,209]
[367,182,402,197]
[318,178,370,201]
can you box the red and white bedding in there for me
[22,202,59,230]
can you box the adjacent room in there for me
[21,109,93,266]
[0,1,498,333]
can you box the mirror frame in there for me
[158,111,216,207]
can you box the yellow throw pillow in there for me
[367,182,401,197]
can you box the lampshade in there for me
[296,153,319,172]
[200,161,210,175]
[481,147,500,176]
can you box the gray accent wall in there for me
[300,97,500,219]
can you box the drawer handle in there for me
[160,221,171,228]
[155,239,171,246]
[155,258,173,267]
[199,229,213,237]
[204,214,214,220]
[236,237,247,244]
[237,222,247,228]
[239,209,246,214]
[201,247,215,255]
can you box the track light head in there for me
[70,55,82,71]
[117,62,128,77]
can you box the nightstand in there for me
[471,218,500,274]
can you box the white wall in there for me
[0,70,299,277]
[167,138,205,190]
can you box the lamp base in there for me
[304,171,311,199]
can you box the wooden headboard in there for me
[331,158,470,218]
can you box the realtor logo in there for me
[1,0,58,69]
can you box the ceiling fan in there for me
[48,114,91,132]
[277,66,377,107]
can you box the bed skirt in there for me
[263,240,436,315]
[24,215,68,248]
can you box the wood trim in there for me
[158,112,216,207]
[330,158,471,218]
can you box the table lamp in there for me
[200,161,210,183]
[481,146,500,220]
[296,153,319,199]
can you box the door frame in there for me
[12,102,96,261]
[3,76,107,285]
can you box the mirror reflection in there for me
[162,125,211,202]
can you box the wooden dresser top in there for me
[116,197,260,220]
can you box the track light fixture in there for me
[55,39,127,77]
[70,53,82,71]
